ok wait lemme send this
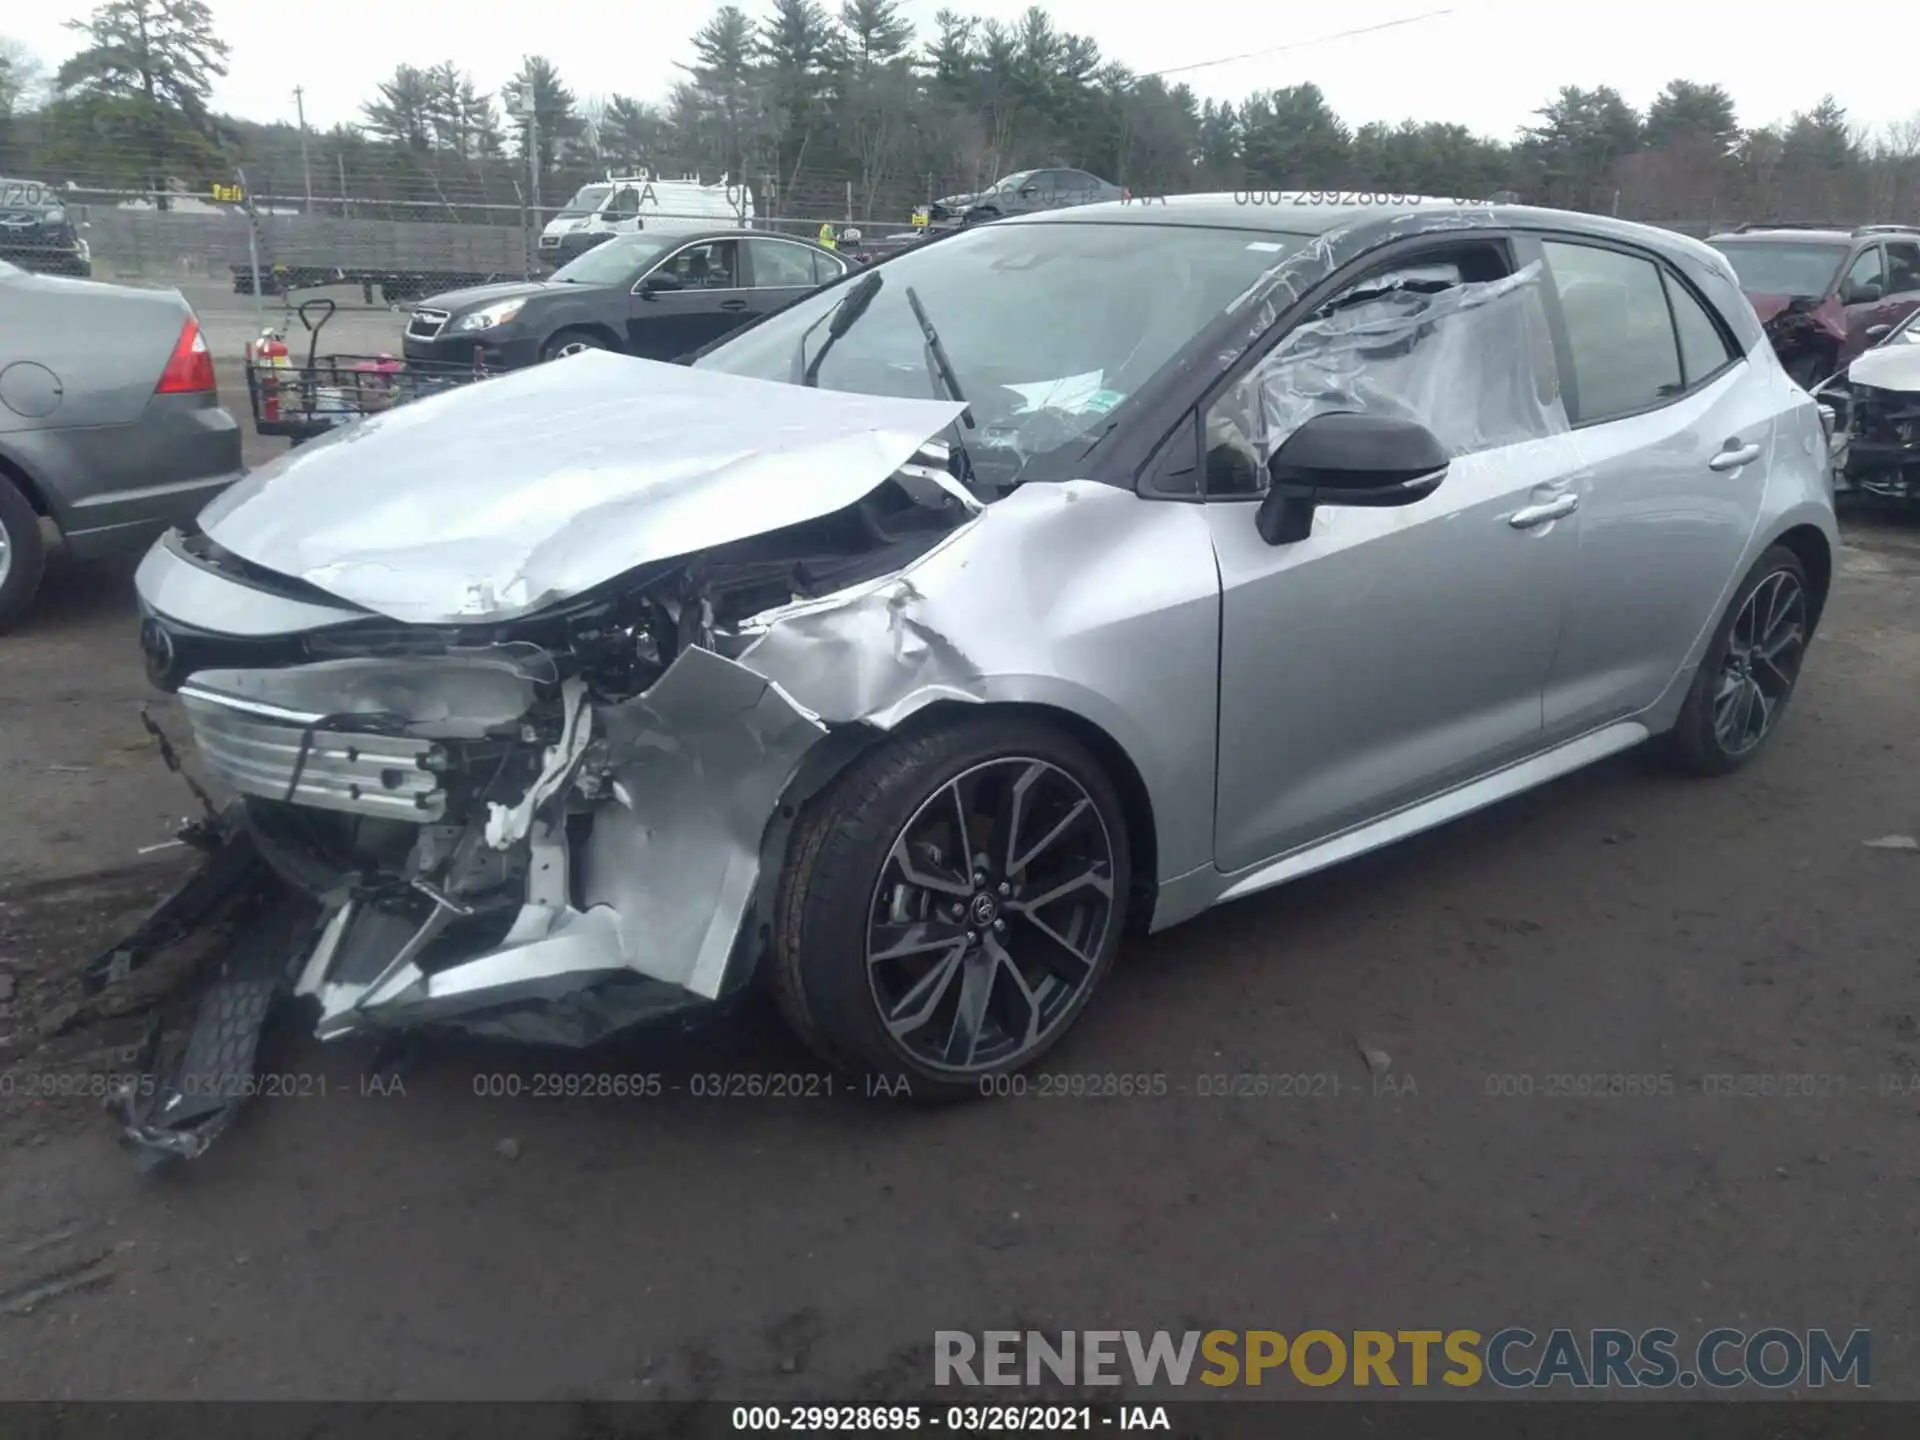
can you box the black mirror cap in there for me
[1268,412,1449,491]
[1257,413,1449,545]
[642,271,683,293]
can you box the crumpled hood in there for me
[195,350,965,625]
[1847,341,1920,394]
[1746,292,1802,324]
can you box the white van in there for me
[538,172,754,267]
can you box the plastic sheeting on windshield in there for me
[1218,259,1569,480]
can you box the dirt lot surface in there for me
[2,366,1919,1399]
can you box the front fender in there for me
[734,481,1223,884]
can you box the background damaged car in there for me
[1814,302,1920,503]
[104,196,1837,1167]
[1707,222,1920,388]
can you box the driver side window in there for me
[606,188,640,218]
[659,239,738,288]
[1201,241,1567,498]
[1844,245,1885,295]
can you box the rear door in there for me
[626,239,747,360]
[742,237,832,323]
[1535,236,1771,736]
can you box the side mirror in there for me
[1866,323,1891,339]
[640,271,683,295]
[1255,412,1449,546]
[1844,280,1883,304]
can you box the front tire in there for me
[541,329,610,362]
[0,474,47,633]
[1658,544,1813,775]
[772,716,1131,1099]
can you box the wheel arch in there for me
[761,696,1164,939]
[1768,521,1833,631]
[543,322,624,357]
[0,447,53,517]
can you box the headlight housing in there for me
[453,299,527,332]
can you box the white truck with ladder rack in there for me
[537,169,754,268]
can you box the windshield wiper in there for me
[792,269,882,386]
[903,285,977,486]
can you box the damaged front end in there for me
[104,355,978,1164]
[1814,341,1920,502]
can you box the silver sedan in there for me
[115,195,1835,1160]
[0,260,244,630]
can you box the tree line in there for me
[2,0,1918,230]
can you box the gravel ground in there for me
[2,373,1919,1401]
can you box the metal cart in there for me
[243,298,495,447]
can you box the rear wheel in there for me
[1658,544,1813,775]
[771,716,1131,1099]
[0,473,47,633]
[541,329,611,361]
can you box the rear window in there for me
[1708,240,1848,298]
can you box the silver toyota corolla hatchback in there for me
[115,195,1836,1161]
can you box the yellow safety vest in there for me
[818,223,837,250]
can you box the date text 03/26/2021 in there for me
[730,1406,1166,1432]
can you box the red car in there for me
[1707,223,1920,386]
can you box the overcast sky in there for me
[9,0,1918,142]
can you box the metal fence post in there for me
[237,166,263,324]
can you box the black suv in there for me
[1707,222,1920,385]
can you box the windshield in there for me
[694,220,1314,478]
[550,234,677,285]
[991,171,1036,198]
[558,184,612,218]
[1710,240,1849,298]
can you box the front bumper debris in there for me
[1819,379,1920,499]
[92,644,834,1168]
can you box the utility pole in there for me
[293,86,314,213]
[518,101,542,230]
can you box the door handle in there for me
[719,298,749,311]
[1709,441,1762,471]
[1509,494,1579,528]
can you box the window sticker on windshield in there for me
[1245,241,1286,252]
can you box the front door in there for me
[1869,239,1920,345]
[1839,242,1888,365]
[627,238,747,360]
[1205,240,1584,873]
[603,185,643,237]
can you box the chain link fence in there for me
[9,151,1895,307]
[20,155,957,305]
